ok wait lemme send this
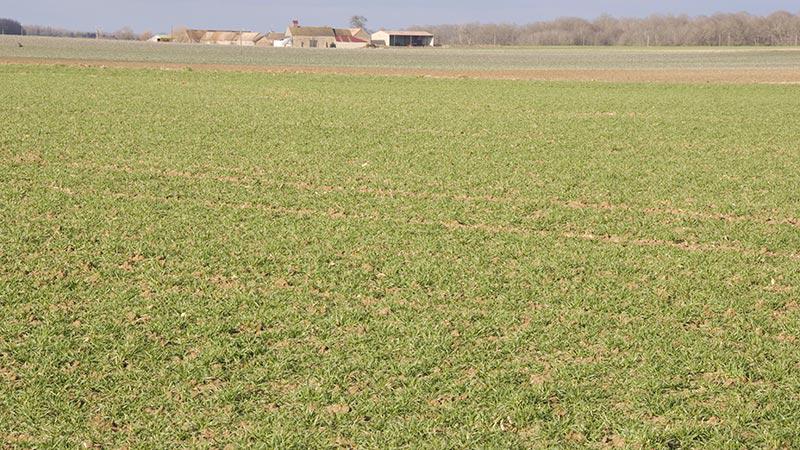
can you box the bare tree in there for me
[112,26,136,40]
[350,15,368,30]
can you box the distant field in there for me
[2,63,800,447]
[3,35,800,74]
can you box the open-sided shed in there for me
[371,30,435,47]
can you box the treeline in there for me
[24,25,156,40]
[1,18,23,35]
[1,18,154,40]
[23,25,96,39]
[412,11,800,46]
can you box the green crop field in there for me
[2,58,800,448]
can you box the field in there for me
[2,39,800,448]
[3,35,800,83]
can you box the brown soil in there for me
[2,56,799,84]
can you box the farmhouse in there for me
[371,30,434,47]
[283,21,370,49]
[285,23,336,48]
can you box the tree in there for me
[112,26,136,40]
[140,30,154,41]
[0,18,23,35]
[350,15,368,30]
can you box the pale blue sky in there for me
[5,0,799,33]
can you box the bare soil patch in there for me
[2,56,800,84]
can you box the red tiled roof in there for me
[332,28,368,43]
[335,34,367,43]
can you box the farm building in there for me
[200,31,238,45]
[147,35,172,43]
[283,21,368,48]
[172,29,205,43]
[371,30,434,47]
[172,29,264,46]
[236,32,264,46]
[285,23,336,48]
[333,28,370,49]
[170,23,375,49]
[256,32,286,47]
[349,28,371,42]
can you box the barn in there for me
[172,29,263,46]
[371,30,435,47]
[172,29,207,43]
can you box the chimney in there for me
[292,20,299,27]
